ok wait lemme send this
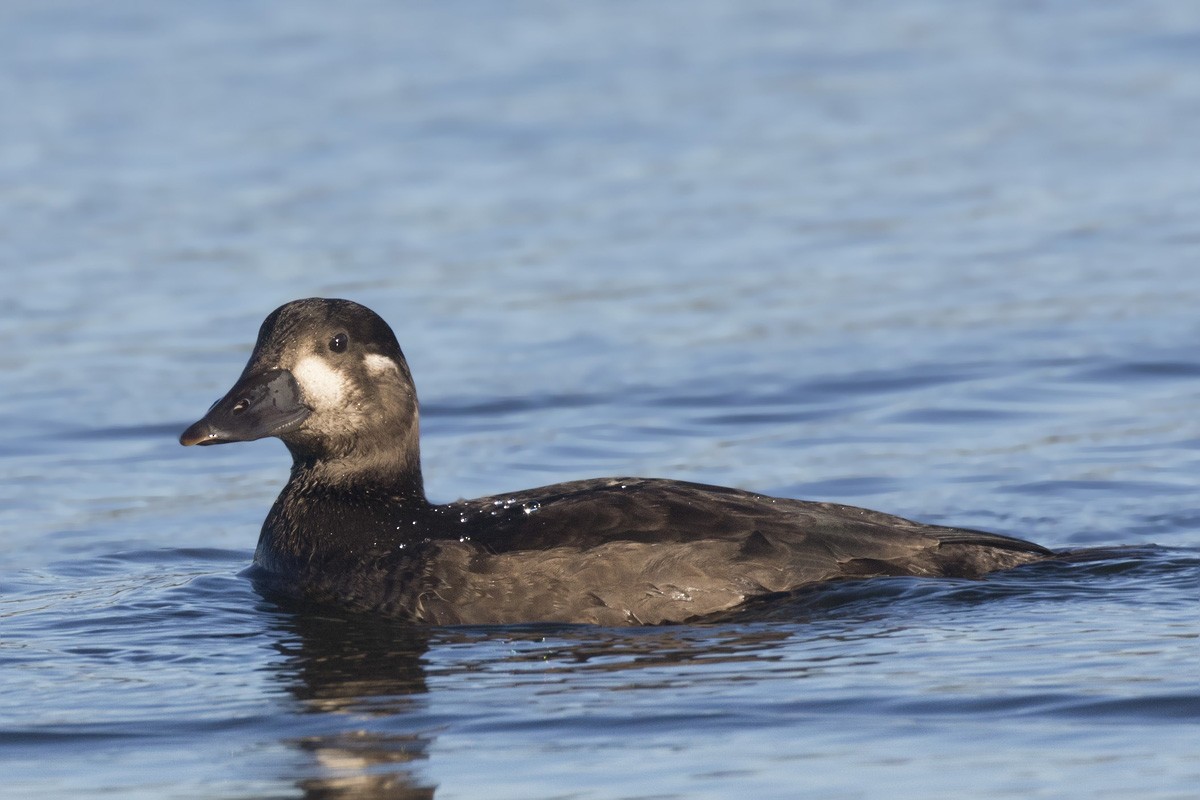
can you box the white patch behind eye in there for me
[292,355,349,408]
[364,353,398,378]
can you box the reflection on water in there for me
[294,733,433,800]
[267,612,435,799]
[292,734,434,800]
[263,604,823,797]
[262,606,807,797]
[272,612,431,713]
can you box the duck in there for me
[180,298,1053,625]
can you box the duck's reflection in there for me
[292,731,433,800]
[261,580,916,800]
[267,608,437,799]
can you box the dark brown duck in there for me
[180,298,1053,625]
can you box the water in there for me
[3,1,1200,797]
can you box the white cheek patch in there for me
[291,355,350,409]
[364,353,399,378]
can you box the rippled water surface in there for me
[3,1,1200,798]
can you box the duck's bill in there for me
[180,368,311,446]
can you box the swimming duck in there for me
[180,298,1052,625]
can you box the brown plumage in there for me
[180,298,1052,625]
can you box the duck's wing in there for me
[413,478,1051,625]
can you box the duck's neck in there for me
[288,451,428,502]
[283,420,427,499]
[254,446,432,574]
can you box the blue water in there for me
[3,1,1200,797]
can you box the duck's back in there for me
[410,478,1051,625]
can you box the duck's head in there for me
[181,298,422,480]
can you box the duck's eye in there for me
[329,333,349,353]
